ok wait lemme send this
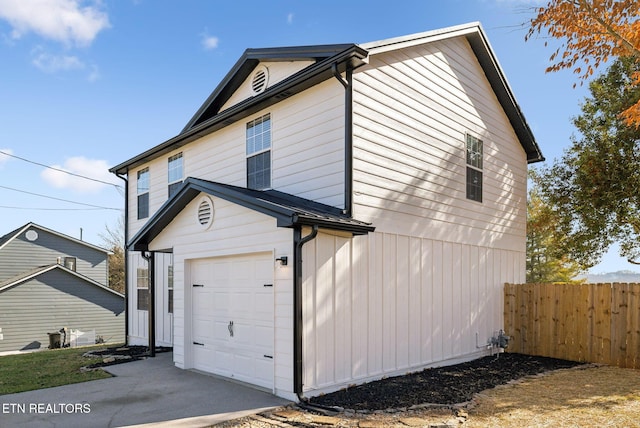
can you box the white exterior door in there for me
[191,253,274,390]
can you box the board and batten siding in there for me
[301,230,524,395]
[127,78,346,240]
[352,37,527,251]
[0,228,108,285]
[147,194,295,399]
[0,269,124,352]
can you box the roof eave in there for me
[463,28,545,164]
[110,45,367,175]
[128,178,375,251]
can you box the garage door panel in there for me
[191,253,274,391]
[193,345,214,373]
[214,349,233,375]
[254,325,274,349]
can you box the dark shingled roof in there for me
[128,177,375,251]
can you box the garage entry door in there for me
[191,253,274,390]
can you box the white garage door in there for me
[191,253,274,390]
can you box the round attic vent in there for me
[197,196,214,229]
[251,66,269,94]
[25,229,38,241]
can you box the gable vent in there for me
[251,66,269,95]
[197,197,214,229]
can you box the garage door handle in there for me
[228,321,234,337]
[193,341,204,346]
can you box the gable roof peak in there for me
[0,222,111,254]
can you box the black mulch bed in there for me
[309,353,583,410]
[82,346,172,369]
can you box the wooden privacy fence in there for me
[504,282,640,369]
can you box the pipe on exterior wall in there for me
[332,63,353,217]
[293,225,318,399]
[115,173,129,346]
[141,250,156,357]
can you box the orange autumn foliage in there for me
[528,0,640,127]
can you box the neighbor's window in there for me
[167,264,174,314]
[168,153,183,198]
[466,134,483,203]
[63,257,77,271]
[137,168,150,219]
[137,267,149,311]
[246,113,271,190]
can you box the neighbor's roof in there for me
[0,264,124,297]
[110,22,543,175]
[128,177,375,251]
[0,222,111,254]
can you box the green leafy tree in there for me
[527,174,584,282]
[535,57,640,268]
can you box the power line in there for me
[0,205,121,211]
[0,150,124,190]
[0,184,122,211]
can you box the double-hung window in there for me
[466,134,483,203]
[136,267,149,311]
[246,114,271,190]
[137,168,150,219]
[168,153,183,198]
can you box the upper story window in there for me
[466,134,483,203]
[168,153,183,198]
[246,113,271,190]
[137,168,150,219]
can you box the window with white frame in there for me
[167,264,174,314]
[168,153,183,198]
[137,168,150,219]
[466,134,483,203]
[246,113,271,190]
[136,267,149,311]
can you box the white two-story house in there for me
[110,22,543,401]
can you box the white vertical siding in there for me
[301,231,524,396]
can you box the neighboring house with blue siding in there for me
[110,23,543,401]
[0,223,124,353]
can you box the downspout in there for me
[293,225,318,400]
[141,250,156,357]
[332,63,353,217]
[115,173,129,346]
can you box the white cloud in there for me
[30,46,100,81]
[32,48,84,72]
[201,34,219,50]
[0,148,13,168]
[287,13,294,25]
[41,157,118,193]
[0,0,110,47]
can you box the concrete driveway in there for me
[0,352,290,428]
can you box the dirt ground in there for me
[215,363,640,427]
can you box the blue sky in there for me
[0,0,627,273]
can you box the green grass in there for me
[0,345,116,395]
